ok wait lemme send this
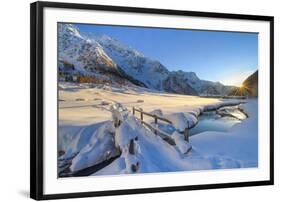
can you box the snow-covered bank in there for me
[190,99,258,168]
[163,99,244,132]
[69,121,120,172]
[58,83,258,176]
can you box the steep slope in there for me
[59,24,117,74]
[167,71,235,96]
[163,72,198,95]
[88,34,170,90]
[199,80,235,96]
[58,24,145,87]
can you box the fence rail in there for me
[141,120,176,145]
[133,107,173,124]
[132,107,190,145]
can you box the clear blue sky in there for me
[75,23,258,86]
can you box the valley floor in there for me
[58,82,258,176]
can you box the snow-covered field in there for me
[58,82,258,176]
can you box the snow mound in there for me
[149,109,163,117]
[115,118,138,148]
[70,122,119,172]
[110,102,129,125]
[165,112,197,132]
[59,124,102,160]
[171,131,192,154]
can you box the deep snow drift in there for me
[58,82,258,176]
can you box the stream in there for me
[155,104,248,136]
[190,105,247,136]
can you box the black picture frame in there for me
[30,1,274,200]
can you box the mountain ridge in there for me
[58,23,240,96]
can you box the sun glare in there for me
[221,70,255,87]
[231,83,251,96]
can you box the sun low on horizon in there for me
[219,70,257,87]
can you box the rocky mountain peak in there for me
[58,23,238,96]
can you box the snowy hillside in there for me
[163,72,198,95]
[58,23,236,95]
[167,71,235,95]
[88,34,170,90]
[59,24,117,74]
[58,24,146,87]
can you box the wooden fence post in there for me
[140,108,143,121]
[184,128,189,142]
[154,115,158,135]
[132,107,135,115]
[128,139,140,173]
[128,139,135,155]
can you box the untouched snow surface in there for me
[190,99,258,168]
[58,82,258,176]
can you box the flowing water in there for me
[153,105,247,137]
[190,105,247,136]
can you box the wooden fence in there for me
[133,107,172,124]
[132,107,190,145]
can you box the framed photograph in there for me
[30,1,274,200]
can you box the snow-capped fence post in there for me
[127,140,140,173]
[131,162,140,173]
[140,108,143,121]
[154,115,158,124]
[154,115,158,135]
[113,117,121,128]
[110,103,128,128]
[184,128,189,142]
[128,139,135,155]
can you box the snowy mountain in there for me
[59,24,117,74]
[58,24,146,87]
[163,72,198,95]
[58,23,235,95]
[85,32,170,90]
[165,71,235,95]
